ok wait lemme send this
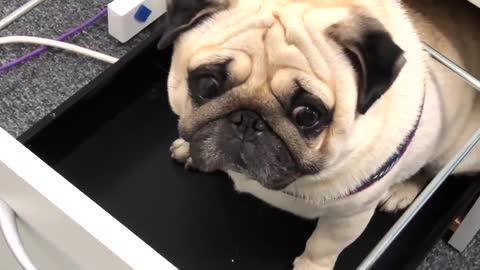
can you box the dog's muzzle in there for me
[189,109,300,191]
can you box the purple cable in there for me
[0,8,108,72]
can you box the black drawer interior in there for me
[19,28,480,270]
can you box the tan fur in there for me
[167,0,480,269]
[403,0,480,174]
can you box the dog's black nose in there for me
[228,110,266,140]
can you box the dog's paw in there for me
[169,138,194,169]
[293,256,332,270]
[380,181,422,213]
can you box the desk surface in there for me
[0,0,152,137]
[0,0,479,269]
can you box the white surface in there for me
[0,200,38,270]
[0,127,177,270]
[0,36,118,64]
[108,0,166,43]
[0,230,23,270]
[468,0,480,8]
[0,217,83,270]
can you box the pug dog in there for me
[158,0,480,269]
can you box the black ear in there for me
[157,0,228,50]
[327,16,406,114]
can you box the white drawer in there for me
[0,217,83,270]
[0,128,177,270]
[0,230,22,270]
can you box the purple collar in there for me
[283,91,426,201]
[343,93,426,198]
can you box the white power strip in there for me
[108,0,166,43]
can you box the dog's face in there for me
[159,0,406,190]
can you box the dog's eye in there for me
[292,106,320,129]
[188,62,231,103]
[196,76,220,100]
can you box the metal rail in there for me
[423,43,480,92]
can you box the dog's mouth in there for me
[188,113,301,190]
[229,163,298,191]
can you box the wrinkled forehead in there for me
[179,1,349,84]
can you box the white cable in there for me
[0,199,39,270]
[0,0,47,31]
[0,36,119,64]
